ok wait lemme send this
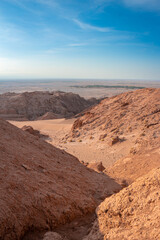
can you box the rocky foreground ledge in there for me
[83,168,160,240]
[0,119,121,240]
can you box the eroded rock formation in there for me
[0,91,98,120]
[0,119,121,240]
[83,168,160,240]
[68,88,160,182]
[70,88,160,143]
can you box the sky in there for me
[0,0,160,80]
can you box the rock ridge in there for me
[0,91,98,120]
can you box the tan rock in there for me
[99,133,107,141]
[21,125,49,139]
[21,125,40,136]
[67,88,160,179]
[69,88,160,145]
[109,136,121,145]
[0,91,98,120]
[105,144,160,184]
[43,232,68,240]
[87,162,105,172]
[83,168,160,240]
[38,112,61,120]
[72,119,83,130]
[0,119,121,240]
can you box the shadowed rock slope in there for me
[83,168,160,240]
[0,91,98,120]
[0,119,121,240]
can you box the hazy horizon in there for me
[0,79,159,99]
[0,78,160,82]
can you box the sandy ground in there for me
[10,118,137,168]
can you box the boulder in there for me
[87,162,105,172]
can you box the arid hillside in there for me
[67,88,160,180]
[105,139,160,184]
[83,168,160,240]
[70,88,160,142]
[0,91,98,120]
[0,119,121,240]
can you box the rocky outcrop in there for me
[0,119,121,240]
[109,136,121,145]
[104,142,160,184]
[21,125,49,139]
[38,112,61,120]
[0,91,98,120]
[43,232,68,240]
[83,168,160,240]
[87,162,105,172]
[68,88,160,181]
[69,88,160,142]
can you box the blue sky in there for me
[0,0,160,80]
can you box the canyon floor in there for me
[10,118,135,168]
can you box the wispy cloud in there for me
[73,19,113,32]
[35,0,80,19]
[43,46,80,55]
[35,0,59,9]
[123,0,160,8]
[93,0,160,11]
[68,43,88,47]
[91,0,113,11]
[43,48,62,54]
[0,23,24,43]
[122,0,160,11]
[3,0,42,14]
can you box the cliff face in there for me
[83,168,160,240]
[0,119,121,240]
[0,91,98,120]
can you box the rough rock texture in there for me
[21,125,48,139]
[83,168,160,240]
[70,88,160,141]
[0,119,121,240]
[105,142,160,184]
[43,232,68,240]
[38,112,61,120]
[87,162,105,172]
[109,136,121,146]
[68,88,160,181]
[0,91,98,120]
